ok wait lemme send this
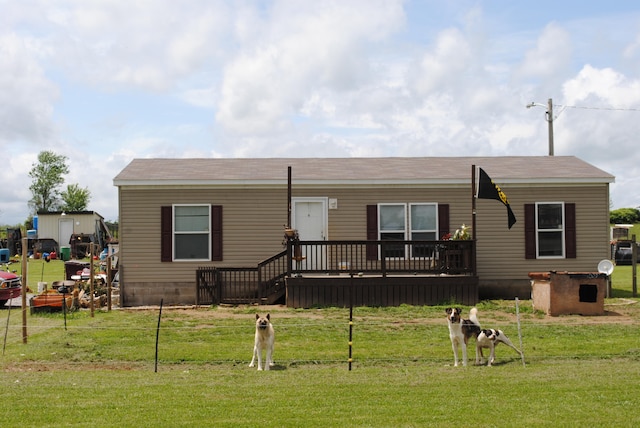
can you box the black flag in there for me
[477,168,516,229]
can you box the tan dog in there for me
[249,314,275,370]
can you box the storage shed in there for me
[34,211,112,258]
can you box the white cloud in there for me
[553,65,640,203]
[216,0,405,134]
[0,33,58,147]
[516,23,572,81]
[178,84,219,109]
[563,65,640,107]
[0,151,37,226]
[411,28,473,95]
[623,33,640,60]
[43,0,232,91]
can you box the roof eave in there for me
[114,177,614,187]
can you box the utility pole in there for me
[526,97,555,156]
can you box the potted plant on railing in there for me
[452,224,471,240]
[283,226,305,263]
[283,227,298,239]
[443,224,472,271]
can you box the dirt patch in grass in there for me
[3,361,144,372]
[121,300,640,326]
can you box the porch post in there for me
[287,238,293,277]
[471,164,477,275]
[471,164,477,240]
[380,241,386,277]
[287,166,292,228]
[287,165,293,278]
[216,269,222,304]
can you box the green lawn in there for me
[2,300,640,427]
[2,258,640,426]
[611,264,640,297]
[8,257,73,289]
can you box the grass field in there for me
[2,259,640,426]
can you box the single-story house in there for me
[113,156,614,307]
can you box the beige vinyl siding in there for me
[119,184,474,283]
[120,182,609,285]
[119,187,289,284]
[475,183,610,281]
[115,156,614,305]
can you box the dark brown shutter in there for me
[161,206,172,262]
[438,204,450,239]
[211,205,223,261]
[565,203,576,259]
[366,205,378,260]
[524,204,536,259]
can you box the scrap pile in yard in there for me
[30,268,114,313]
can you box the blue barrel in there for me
[0,248,9,263]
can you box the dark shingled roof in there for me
[113,156,614,185]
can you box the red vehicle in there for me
[0,270,22,307]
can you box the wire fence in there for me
[3,304,640,368]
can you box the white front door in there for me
[292,198,327,269]
[59,218,74,248]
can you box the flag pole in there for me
[472,164,477,240]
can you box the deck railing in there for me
[287,239,475,276]
[196,250,287,305]
[196,240,475,305]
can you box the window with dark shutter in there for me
[161,205,223,262]
[524,202,576,259]
[565,203,576,259]
[161,206,173,262]
[211,205,223,261]
[524,204,536,259]
[438,204,450,239]
[366,205,378,260]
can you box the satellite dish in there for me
[597,259,614,276]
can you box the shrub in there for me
[610,207,640,224]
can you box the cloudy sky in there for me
[1,0,640,225]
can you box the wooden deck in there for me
[196,239,477,307]
[286,274,478,308]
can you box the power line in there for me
[555,104,640,112]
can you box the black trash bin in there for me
[64,260,90,281]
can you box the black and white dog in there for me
[476,328,523,366]
[445,307,481,367]
[249,314,275,371]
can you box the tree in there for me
[28,151,69,213]
[61,184,91,212]
[610,208,640,224]
[104,220,119,239]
